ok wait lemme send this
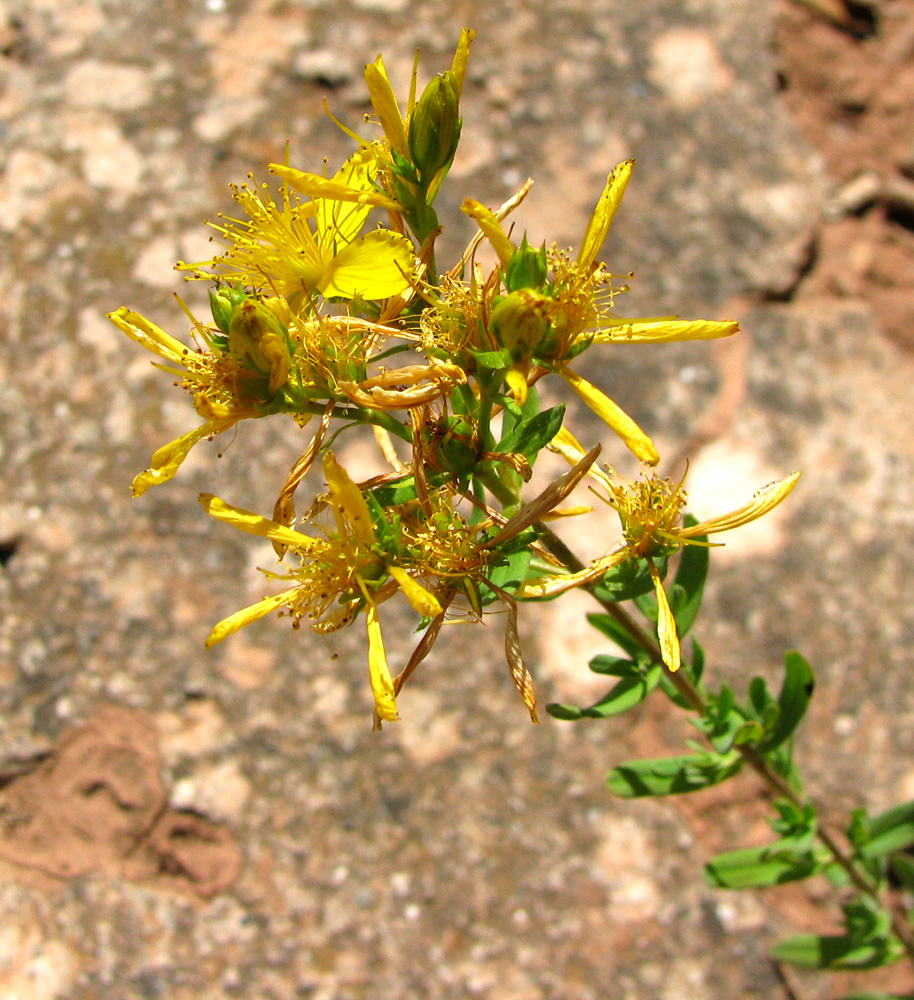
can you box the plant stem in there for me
[537,523,914,965]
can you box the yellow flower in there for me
[107,305,256,496]
[600,468,801,671]
[462,161,739,465]
[178,149,416,303]
[200,452,443,723]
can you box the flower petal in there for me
[131,420,230,497]
[678,472,801,538]
[460,198,515,268]
[649,560,680,672]
[322,451,376,548]
[364,54,409,157]
[205,590,296,648]
[387,565,443,617]
[577,159,634,268]
[317,230,415,300]
[449,28,476,97]
[558,364,659,466]
[366,599,399,723]
[107,307,195,365]
[199,493,320,551]
[515,550,627,599]
[269,161,401,212]
[593,318,739,344]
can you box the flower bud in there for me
[227,299,292,395]
[210,286,249,336]
[408,72,461,181]
[423,416,478,475]
[505,238,548,292]
[489,289,555,358]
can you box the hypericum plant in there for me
[109,30,914,990]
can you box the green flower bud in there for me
[227,299,292,395]
[209,286,249,336]
[408,72,461,181]
[505,237,548,292]
[489,289,556,358]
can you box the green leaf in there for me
[586,612,644,661]
[705,842,826,889]
[547,703,585,721]
[580,666,662,719]
[889,854,914,892]
[757,651,815,752]
[593,556,666,604]
[513,405,566,459]
[861,801,914,858]
[479,548,533,604]
[588,654,643,677]
[472,348,512,371]
[771,933,904,971]
[670,519,708,636]
[607,750,742,798]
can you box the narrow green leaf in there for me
[580,667,662,719]
[705,843,825,888]
[472,348,512,370]
[889,854,914,892]
[771,933,904,971]
[593,556,667,604]
[546,703,583,721]
[588,655,642,677]
[586,612,644,660]
[861,800,914,859]
[480,548,532,602]
[607,751,742,798]
[513,405,566,459]
[758,650,815,752]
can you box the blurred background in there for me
[2,0,914,997]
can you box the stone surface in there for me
[2,0,913,998]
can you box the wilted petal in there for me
[200,494,319,551]
[515,550,627,599]
[494,585,538,723]
[576,159,634,268]
[205,590,295,648]
[449,28,475,97]
[679,472,801,538]
[132,420,231,497]
[593,317,739,344]
[366,600,399,724]
[460,198,515,268]
[558,363,659,466]
[107,307,195,365]
[649,560,680,672]
[387,566,443,617]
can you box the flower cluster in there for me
[109,30,798,726]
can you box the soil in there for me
[774,0,914,349]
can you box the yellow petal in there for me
[649,560,680,672]
[549,426,615,490]
[131,421,228,497]
[107,307,195,365]
[322,451,376,547]
[269,161,401,212]
[577,159,634,268]
[558,364,659,466]
[593,318,739,344]
[317,230,415,300]
[387,565,443,617]
[366,599,399,722]
[678,472,801,538]
[364,54,409,157]
[205,590,295,648]
[199,493,319,551]
[504,367,529,406]
[460,198,515,268]
[515,550,627,599]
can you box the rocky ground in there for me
[2,0,914,997]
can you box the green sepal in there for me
[505,237,548,292]
[606,749,742,798]
[548,665,662,722]
[471,348,512,371]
